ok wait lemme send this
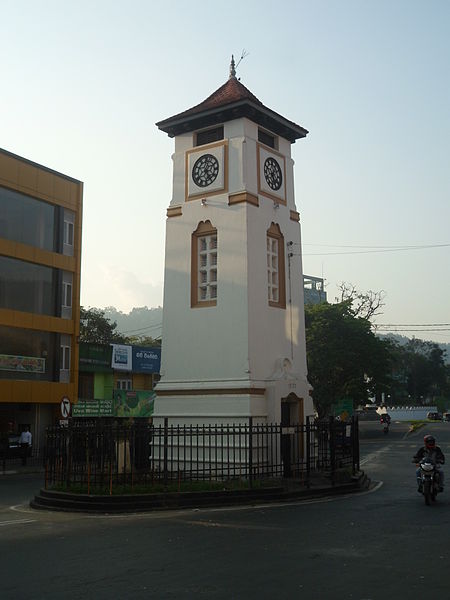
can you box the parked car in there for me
[426,411,443,421]
[442,413,450,422]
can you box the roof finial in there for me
[229,55,236,79]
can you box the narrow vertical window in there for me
[60,345,70,370]
[267,223,286,309]
[191,221,218,307]
[62,281,72,308]
[64,221,74,246]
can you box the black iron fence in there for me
[42,416,359,491]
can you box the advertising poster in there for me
[0,354,45,373]
[113,390,155,418]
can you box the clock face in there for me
[264,157,283,191]
[192,154,220,188]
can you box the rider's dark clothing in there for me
[413,446,445,464]
[414,445,445,490]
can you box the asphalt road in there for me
[1,421,450,600]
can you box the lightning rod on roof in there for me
[229,50,249,79]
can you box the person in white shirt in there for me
[19,427,32,465]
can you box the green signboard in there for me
[72,399,114,417]
[73,391,155,418]
[79,343,112,373]
[333,398,354,421]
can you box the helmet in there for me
[424,435,436,449]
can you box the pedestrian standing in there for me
[19,426,32,465]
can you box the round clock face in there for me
[192,154,219,188]
[264,157,283,191]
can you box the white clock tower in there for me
[154,58,314,428]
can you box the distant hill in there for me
[377,333,450,364]
[104,306,163,341]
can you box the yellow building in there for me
[0,148,83,455]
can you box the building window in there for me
[62,281,72,308]
[117,379,132,391]
[60,345,70,371]
[191,220,218,307]
[0,185,56,252]
[0,255,58,316]
[258,128,277,149]
[0,325,57,382]
[64,220,74,246]
[267,223,286,309]
[195,126,224,147]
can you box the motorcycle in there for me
[417,457,442,505]
[381,417,390,434]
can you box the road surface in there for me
[1,420,449,599]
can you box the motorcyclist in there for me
[380,413,391,425]
[413,435,445,492]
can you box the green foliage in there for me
[305,300,391,417]
[386,338,449,404]
[126,335,162,347]
[80,306,129,344]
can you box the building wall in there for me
[0,149,82,440]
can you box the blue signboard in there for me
[132,346,161,373]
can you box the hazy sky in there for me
[2,0,449,344]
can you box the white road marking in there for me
[360,446,391,466]
[0,518,36,527]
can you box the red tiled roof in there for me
[168,77,264,121]
[156,75,308,142]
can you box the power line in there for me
[303,243,450,256]
[303,242,450,249]
[377,323,450,327]
[377,328,450,332]
[120,323,162,335]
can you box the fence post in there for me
[306,416,311,488]
[248,417,253,489]
[163,417,169,485]
[329,416,335,486]
[352,415,360,474]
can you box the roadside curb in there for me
[30,471,371,514]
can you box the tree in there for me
[126,335,161,347]
[305,300,391,417]
[80,307,129,344]
[336,282,386,321]
[387,338,448,405]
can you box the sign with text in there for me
[111,344,132,371]
[72,399,114,417]
[132,346,161,373]
[0,354,45,373]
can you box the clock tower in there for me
[154,58,314,427]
